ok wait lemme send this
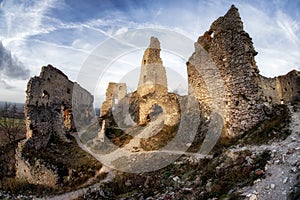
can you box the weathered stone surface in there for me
[135,37,180,126]
[100,82,127,117]
[137,36,168,97]
[260,70,300,104]
[100,38,180,128]
[15,141,59,187]
[15,65,95,187]
[137,93,180,126]
[23,65,94,149]
[187,5,300,138]
[187,5,265,137]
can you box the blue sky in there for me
[0,0,299,105]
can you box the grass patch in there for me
[21,135,102,193]
[0,177,55,196]
[214,104,291,152]
[90,149,271,199]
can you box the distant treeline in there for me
[0,101,24,113]
[0,101,100,118]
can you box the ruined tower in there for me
[137,37,168,96]
[187,5,265,137]
[100,82,127,117]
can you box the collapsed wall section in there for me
[24,65,94,149]
[100,82,127,117]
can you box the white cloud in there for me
[1,0,300,104]
[276,11,299,44]
[1,0,58,42]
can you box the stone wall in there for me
[100,38,181,128]
[187,5,265,137]
[187,5,300,138]
[137,93,180,126]
[24,65,94,149]
[137,37,168,97]
[100,82,127,117]
[15,65,95,187]
[260,70,300,104]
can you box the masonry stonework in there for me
[100,82,127,117]
[187,5,265,137]
[260,70,300,104]
[16,65,95,186]
[137,36,168,97]
[23,65,94,149]
[135,37,180,126]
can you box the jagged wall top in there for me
[141,36,163,66]
[187,5,264,137]
[24,65,94,149]
[210,5,244,33]
[137,37,167,96]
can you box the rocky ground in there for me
[241,105,300,200]
[0,104,298,199]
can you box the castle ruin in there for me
[101,37,181,127]
[187,5,300,137]
[23,65,94,149]
[18,5,300,159]
[15,65,95,186]
[260,70,300,104]
[137,36,168,97]
[100,82,127,118]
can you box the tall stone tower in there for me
[187,5,265,137]
[137,37,168,96]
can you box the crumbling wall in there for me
[100,82,127,117]
[15,65,95,187]
[23,65,94,149]
[137,37,168,97]
[187,5,265,137]
[260,70,300,104]
[138,93,180,126]
[100,38,181,128]
[136,37,180,126]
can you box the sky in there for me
[0,0,299,106]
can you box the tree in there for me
[0,102,25,142]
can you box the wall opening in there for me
[147,104,163,122]
[42,90,50,99]
[207,30,214,39]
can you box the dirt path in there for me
[239,105,300,200]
